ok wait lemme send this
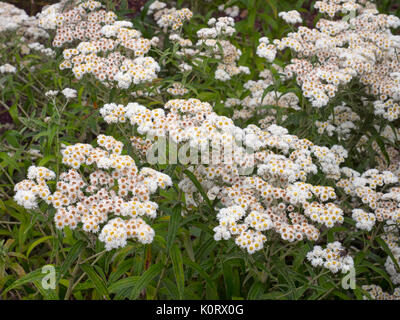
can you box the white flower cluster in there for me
[14,135,172,251]
[256,0,400,113]
[45,90,59,98]
[61,87,77,99]
[278,10,303,25]
[362,284,400,300]
[315,103,360,140]
[100,98,348,254]
[382,228,400,285]
[374,98,400,122]
[0,1,48,39]
[197,16,237,38]
[45,88,77,99]
[0,63,16,74]
[337,168,400,225]
[0,2,29,32]
[28,42,56,58]
[218,5,240,18]
[164,15,249,82]
[314,0,362,18]
[147,1,193,31]
[256,37,277,63]
[307,241,354,273]
[351,208,375,231]
[223,68,300,122]
[385,250,400,285]
[337,165,400,281]
[167,82,188,96]
[38,0,160,89]
[38,0,102,32]
[14,166,56,209]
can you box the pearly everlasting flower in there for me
[352,209,376,231]
[38,0,160,90]
[28,42,56,57]
[0,2,47,39]
[147,1,192,31]
[256,1,400,112]
[278,10,303,25]
[315,103,360,140]
[14,135,172,251]
[362,285,400,300]
[167,83,189,96]
[61,88,77,99]
[218,5,240,18]
[307,242,354,274]
[0,64,16,74]
[164,14,249,82]
[45,90,59,98]
[100,98,349,253]
[256,41,276,63]
[385,251,400,285]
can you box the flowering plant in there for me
[1,0,400,301]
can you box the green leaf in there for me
[247,281,264,300]
[108,258,135,285]
[3,130,21,148]
[170,244,185,299]
[59,240,85,280]
[38,155,56,167]
[33,280,59,300]
[108,276,139,296]
[223,261,234,299]
[129,263,163,299]
[166,205,182,250]
[182,257,218,299]
[26,236,53,258]
[359,261,393,289]
[3,268,53,295]
[80,263,110,299]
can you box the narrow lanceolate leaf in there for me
[107,258,135,286]
[247,282,264,300]
[166,204,182,250]
[129,263,163,300]
[33,280,59,300]
[3,267,58,295]
[59,240,85,280]
[80,263,110,299]
[170,244,185,299]
[222,261,234,300]
[26,236,54,258]
[108,276,139,295]
[182,257,218,297]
